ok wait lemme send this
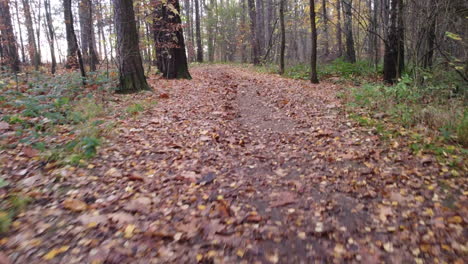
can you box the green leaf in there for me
[445,32,462,41]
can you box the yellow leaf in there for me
[196,253,203,262]
[124,224,135,238]
[43,246,70,260]
[197,204,206,210]
[447,216,463,224]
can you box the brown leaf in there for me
[22,147,38,158]
[124,197,152,213]
[270,191,297,207]
[108,212,135,225]
[159,93,169,99]
[0,252,11,264]
[63,199,88,212]
[0,121,10,131]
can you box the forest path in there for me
[2,65,465,263]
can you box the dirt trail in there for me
[1,65,466,263]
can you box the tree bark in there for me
[279,0,285,74]
[309,0,318,83]
[0,0,20,72]
[194,0,203,62]
[336,0,342,57]
[113,0,150,92]
[44,0,56,74]
[383,0,404,83]
[255,0,264,55]
[79,0,98,71]
[247,0,259,64]
[14,0,25,63]
[321,0,329,57]
[64,0,79,68]
[342,0,356,63]
[22,0,39,69]
[153,0,192,79]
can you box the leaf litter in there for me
[0,65,466,263]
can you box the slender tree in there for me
[321,0,329,56]
[63,0,86,83]
[64,0,78,68]
[0,0,20,72]
[13,0,25,63]
[336,0,342,57]
[44,0,56,73]
[383,0,404,83]
[194,0,203,62]
[22,0,39,69]
[79,0,98,71]
[342,0,356,63]
[309,0,318,83]
[247,0,259,64]
[279,0,285,74]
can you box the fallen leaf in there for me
[43,246,70,260]
[270,191,296,207]
[63,199,88,212]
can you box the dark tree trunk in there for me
[44,0,56,74]
[383,0,404,83]
[0,0,20,72]
[336,0,343,57]
[309,0,318,83]
[194,0,203,62]
[22,0,39,69]
[153,0,192,79]
[14,0,26,63]
[371,0,379,68]
[279,0,285,74]
[113,0,150,92]
[247,0,259,64]
[342,0,356,63]
[321,0,329,57]
[64,0,79,68]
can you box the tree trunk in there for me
[79,0,98,71]
[342,0,356,63]
[255,0,264,56]
[153,0,192,79]
[35,0,42,65]
[321,0,329,57]
[14,0,26,63]
[240,0,247,63]
[113,0,150,92]
[309,0,318,83]
[279,0,285,74]
[0,0,20,72]
[194,0,203,62]
[44,0,56,74]
[247,0,259,64]
[64,0,79,68]
[336,0,342,57]
[383,0,404,83]
[22,0,39,69]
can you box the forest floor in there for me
[0,65,466,263]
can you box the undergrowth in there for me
[0,70,118,165]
